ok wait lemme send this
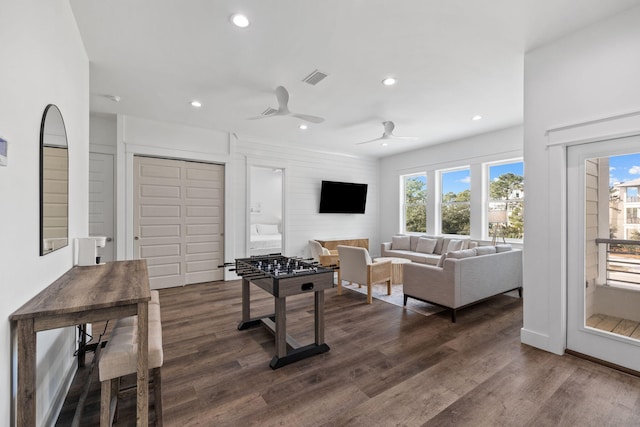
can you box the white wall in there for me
[0,1,89,425]
[523,5,640,354]
[379,125,523,244]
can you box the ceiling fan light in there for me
[381,142,388,147]
[382,77,397,86]
[230,13,250,28]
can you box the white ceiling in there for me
[70,0,640,157]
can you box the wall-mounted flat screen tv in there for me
[319,180,368,214]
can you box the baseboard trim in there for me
[44,360,77,427]
[565,349,640,378]
[520,328,558,353]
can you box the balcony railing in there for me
[595,238,640,286]
[626,217,640,224]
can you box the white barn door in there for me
[133,156,224,289]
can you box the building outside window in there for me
[487,161,524,240]
[402,173,426,233]
[441,168,470,235]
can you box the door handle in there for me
[134,236,139,241]
[106,237,113,242]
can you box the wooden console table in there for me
[10,260,151,427]
[314,238,369,251]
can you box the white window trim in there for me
[485,159,524,242]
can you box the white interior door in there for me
[133,156,224,289]
[89,152,115,262]
[567,136,640,371]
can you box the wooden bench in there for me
[99,290,164,426]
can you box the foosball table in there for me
[231,254,335,369]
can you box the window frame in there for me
[485,159,524,242]
[438,166,471,236]
[400,172,427,234]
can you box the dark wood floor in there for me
[56,280,640,426]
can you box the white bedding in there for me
[250,233,282,250]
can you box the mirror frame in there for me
[40,104,69,255]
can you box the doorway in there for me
[566,136,640,371]
[133,156,224,289]
[89,152,115,263]
[248,165,284,256]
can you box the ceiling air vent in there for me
[302,69,328,86]
[262,107,277,116]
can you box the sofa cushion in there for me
[475,245,497,256]
[496,244,513,252]
[383,249,440,265]
[447,248,477,259]
[416,237,438,254]
[446,239,464,252]
[392,235,410,250]
[436,253,447,267]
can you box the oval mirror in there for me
[40,104,69,255]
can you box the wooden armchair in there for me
[337,245,392,304]
[309,240,340,284]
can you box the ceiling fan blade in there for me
[247,112,277,120]
[291,112,325,124]
[356,135,385,145]
[391,136,419,140]
[275,86,289,110]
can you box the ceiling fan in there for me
[248,86,325,124]
[357,121,418,145]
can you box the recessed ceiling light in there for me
[190,100,202,108]
[299,124,308,130]
[382,77,397,86]
[472,115,482,121]
[230,13,250,28]
[381,142,388,147]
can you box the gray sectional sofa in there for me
[380,234,523,322]
[402,245,523,322]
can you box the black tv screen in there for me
[319,180,368,214]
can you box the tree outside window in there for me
[403,174,426,232]
[441,169,470,235]
[488,162,524,240]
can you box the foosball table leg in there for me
[275,297,287,358]
[315,291,325,345]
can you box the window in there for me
[487,161,524,240]
[441,168,470,235]
[402,173,426,232]
[627,207,640,224]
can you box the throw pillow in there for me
[391,235,410,250]
[475,246,497,256]
[495,244,512,253]
[446,239,463,252]
[436,253,447,267]
[416,237,438,254]
[447,248,477,259]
